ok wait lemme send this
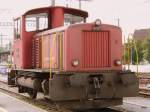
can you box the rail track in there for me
[139,73,150,85]
[139,73,150,97]
[139,87,150,96]
[0,81,123,112]
[0,73,149,112]
[0,81,71,112]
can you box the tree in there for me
[143,35,150,63]
[123,39,144,65]
[132,40,144,64]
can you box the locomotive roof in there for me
[23,6,88,18]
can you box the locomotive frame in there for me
[8,6,139,110]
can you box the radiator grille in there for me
[82,31,110,68]
[32,37,42,68]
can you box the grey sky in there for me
[0,0,150,36]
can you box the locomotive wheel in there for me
[27,89,37,99]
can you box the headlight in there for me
[115,60,122,66]
[95,19,101,26]
[72,59,79,67]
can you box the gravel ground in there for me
[0,75,150,112]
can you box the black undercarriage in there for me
[8,69,138,110]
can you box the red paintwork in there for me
[34,23,122,72]
[13,6,122,72]
[13,17,36,69]
[82,31,110,68]
[32,37,42,68]
[65,24,122,71]
[13,6,88,69]
[13,39,22,68]
[51,8,64,28]
[41,34,60,69]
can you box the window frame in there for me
[25,13,48,32]
[14,18,21,39]
[64,13,85,26]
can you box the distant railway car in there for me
[8,6,138,110]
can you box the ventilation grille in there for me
[82,31,110,68]
[32,37,42,68]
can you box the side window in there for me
[26,17,36,32]
[64,13,84,26]
[25,13,48,32]
[39,16,48,30]
[14,19,21,39]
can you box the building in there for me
[133,29,150,40]
[0,51,11,64]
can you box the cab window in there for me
[14,19,21,39]
[64,13,84,26]
[25,13,48,32]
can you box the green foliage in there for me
[0,47,4,52]
[123,42,131,64]
[123,39,144,65]
[132,40,144,64]
[124,29,150,64]
[143,35,150,63]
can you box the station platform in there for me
[117,97,150,112]
[0,72,150,112]
[124,97,150,108]
[0,74,7,83]
[0,92,46,112]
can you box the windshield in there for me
[25,13,48,32]
[64,13,84,26]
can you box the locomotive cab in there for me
[10,6,139,110]
[13,6,88,69]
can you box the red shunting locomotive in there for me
[9,6,138,110]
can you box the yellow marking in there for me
[49,32,63,78]
[41,32,44,67]
[127,34,139,77]
[59,32,63,70]
[123,36,126,65]
[49,33,57,79]
[127,36,130,70]
[133,38,139,76]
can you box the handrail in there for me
[59,32,63,70]
[49,33,57,79]
[126,34,139,77]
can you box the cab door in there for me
[13,18,22,69]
